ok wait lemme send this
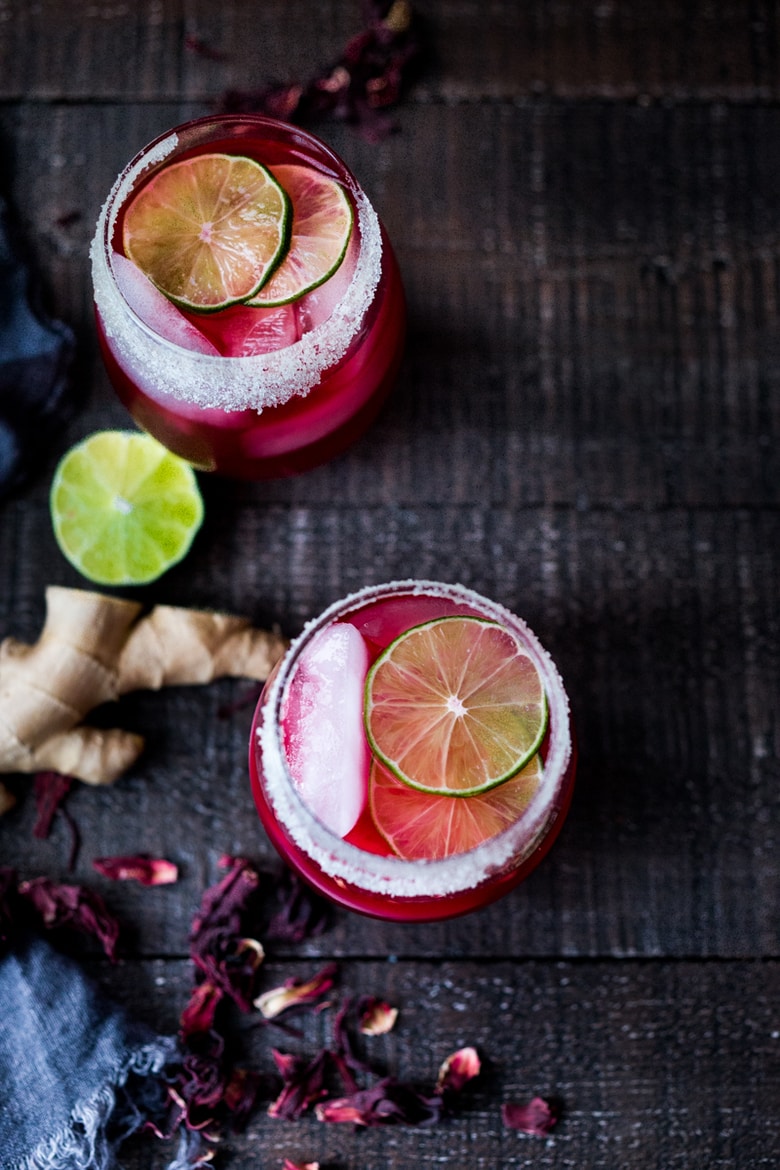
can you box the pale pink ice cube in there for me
[199,303,298,356]
[281,621,370,838]
[111,252,219,354]
[295,230,359,333]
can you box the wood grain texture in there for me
[2,1,780,102]
[0,2,777,1166]
[1,99,778,510]
[2,507,776,959]
[85,956,779,1169]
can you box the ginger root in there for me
[0,585,288,810]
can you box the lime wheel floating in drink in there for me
[248,164,353,306]
[122,152,290,311]
[365,616,548,797]
[369,754,543,861]
[50,430,204,585]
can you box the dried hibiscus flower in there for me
[189,855,265,1013]
[315,1077,444,1128]
[502,1096,560,1135]
[255,962,338,1019]
[436,1046,481,1096]
[358,995,398,1035]
[18,875,120,960]
[268,1049,329,1121]
[32,771,80,870]
[92,854,179,885]
[217,0,425,142]
[282,1161,319,1170]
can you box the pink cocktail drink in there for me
[250,581,576,922]
[91,115,406,478]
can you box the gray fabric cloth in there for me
[0,934,178,1170]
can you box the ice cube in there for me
[282,621,370,838]
[295,231,359,333]
[201,303,298,356]
[111,252,219,355]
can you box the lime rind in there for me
[123,153,291,313]
[364,616,549,798]
[247,165,354,307]
[50,430,204,586]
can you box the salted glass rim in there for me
[90,113,383,413]
[256,579,574,900]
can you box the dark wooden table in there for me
[1,3,778,1167]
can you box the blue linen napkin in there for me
[0,934,179,1170]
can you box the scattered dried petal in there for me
[216,0,425,142]
[315,1077,444,1128]
[221,1066,265,1130]
[359,996,398,1035]
[268,1049,329,1120]
[501,1096,559,1135]
[264,869,329,944]
[32,771,73,839]
[436,1046,481,1096]
[18,876,120,960]
[180,979,223,1039]
[190,856,264,1010]
[255,962,338,1019]
[93,854,179,885]
[282,1161,319,1170]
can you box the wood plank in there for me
[2,507,776,959]
[81,956,780,1169]
[1,101,778,510]
[2,0,780,102]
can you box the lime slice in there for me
[369,754,542,860]
[122,153,290,311]
[50,430,204,585]
[247,164,353,306]
[364,616,548,796]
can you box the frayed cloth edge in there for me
[12,1036,179,1170]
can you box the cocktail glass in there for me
[249,581,576,922]
[91,114,406,478]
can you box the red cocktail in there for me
[250,581,576,922]
[91,114,405,477]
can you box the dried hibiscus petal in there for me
[264,869,329,944]
[268,1049,329,1120]
[282,1161,319,1170]
[502,1096,559,1135]
[255,962,338,1019]
[18,876,120,960]
[92,854,179,885]
[190,856,264,1011]
[217,0,424,143]
[180,979,223,1039]
[315,1077,444,1128]
[32,771,72,838]
[358,996,398,1035]
[436,1046,481,1096]
[32,771,80,869]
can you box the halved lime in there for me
[50,430,204,585]
[364,616,548,796]
[369,754,542,860]
[247,164,353,306]
[122,153,290,311]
